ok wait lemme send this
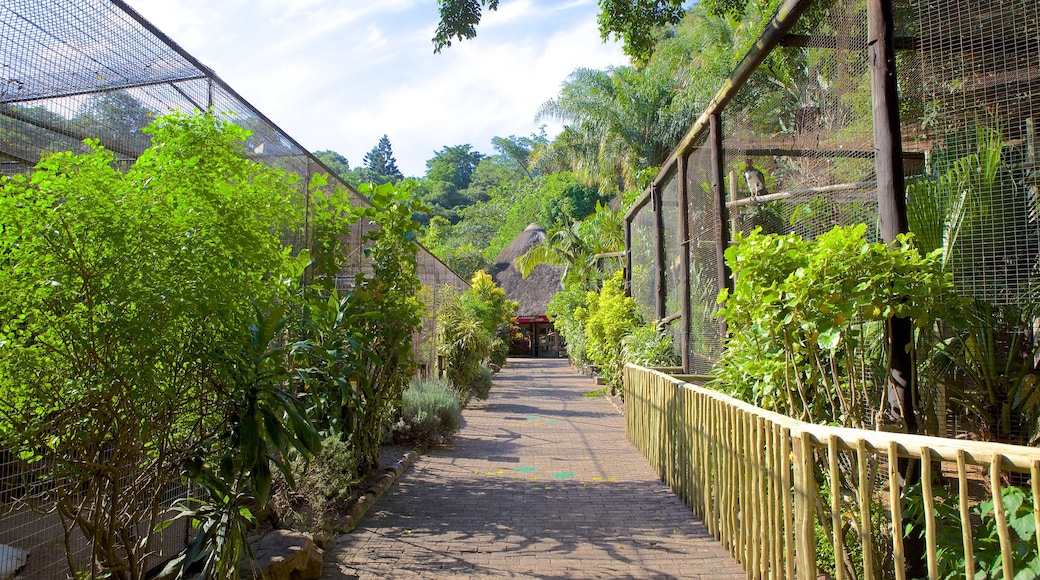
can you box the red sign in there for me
[515,316,550,324]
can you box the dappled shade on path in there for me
[323,358,743,579]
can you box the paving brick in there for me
[322,358,745,579]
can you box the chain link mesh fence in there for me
[1,0,467,575]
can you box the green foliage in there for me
[0,111,309,578]
[339,181,425,474]
[394,378,463,444]
[908,127,1040,443]
[433,0,499,52]
[0,112,428,578]
[516,202,625,292]
[713,225,961,427]
[489,337,509,371]
[362,134,403,182]
[579,271,643,390]
[904,483,1040,580]
[547,285,592,370]
[621,323,679,368]
[314,149,350,178]
[439,270,516,397]
[597,0,685,65]
[271,435,359,536]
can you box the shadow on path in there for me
[322,358,743,579]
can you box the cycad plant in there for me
[907,126,1040,443]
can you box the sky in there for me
[122,0,629,177]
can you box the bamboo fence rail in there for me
[624,364,1040,580]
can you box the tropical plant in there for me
[0,111,311,579]
[546,285,593,370]
[438,270,516,397]
[537,65,698,195]
[515,202,625,292]
[621,323,680,369]
[578,271,644,391]
[713,225,960,427]
[907,127,1040,443]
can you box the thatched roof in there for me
[491,224,563,319]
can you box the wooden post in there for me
[868,0,922,573]
[654,183,667,321]
[710,113,732,336]
[624,215,633,296]
[728,170,741,236]
[678,155,692,373]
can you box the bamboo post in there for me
[857,440,875,578]
[991,454,1013,579]
[921,448,937,578]
[888,441,906,580]
[828,436,845,580]
[782,428,794,580]
[1032,461,1040,566]
[957,450,975,579]
[793,433,816,580]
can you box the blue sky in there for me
[123,0,628,177]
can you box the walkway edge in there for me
[334,449,420,533]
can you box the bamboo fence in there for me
[624,363,1040,580]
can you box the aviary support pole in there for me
[869,0,923,574]
[678,153,692,373]
[710,113,732,337]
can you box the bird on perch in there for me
[743,159,768,199]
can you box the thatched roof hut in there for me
[491,224,563,319]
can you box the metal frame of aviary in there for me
[1,0,468,576]
[625,0,1040,376]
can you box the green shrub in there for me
[621,323,679,368]
[471,366,494,400]
[579,271,643,390]
[272,435,359,535]
[489,337,509,371]
[547,285,592,370]
[394,379,463,445]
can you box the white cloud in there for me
[123,0,627,176]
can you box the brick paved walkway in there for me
[323,358,744,579]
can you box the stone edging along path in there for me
[335,449,420,533]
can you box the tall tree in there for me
[433,0,696,64]
[314,149,350,178]
[363,135,403,181]
[537,64,696,195]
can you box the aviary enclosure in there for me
[624,0,1040,577]
[0,0,467,576]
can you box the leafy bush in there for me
[394,379,463,445]
[271,435,359,536]
[547,285,592,369]
[713,225,960,427]
[489,337,509,371]
[439,270,515,397]
[578,271,643,390]
[0,112,316,579]
[904,482,1040,579]
[471,366,494,400]
[621,323,679,368]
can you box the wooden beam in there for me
[780,33,919,51]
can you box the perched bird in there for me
[743,159,768,199]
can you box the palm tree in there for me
[514,204,625,292]
[536,65,698,196]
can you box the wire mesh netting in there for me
[625,0,1039,408]
[1,0,468,576]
